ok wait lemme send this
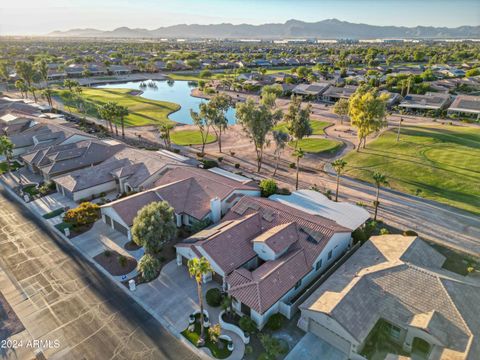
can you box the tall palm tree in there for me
[272,130,289,176]
[187,257,213,346]
[332,159,347,202]
[159,123,174,149]
[293,148,304,190]
[114,104,129,138]
[372,172,389,221]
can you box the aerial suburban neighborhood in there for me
[0,1,479,359]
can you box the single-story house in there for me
[292,83,331,98]
[298,235,480,359]
[53,147,195,201]
[447,95,480,120]
[270,190,369,231]
[176,196,352,329]
[321,86,358,103]
[100,167,260,239]
[21,139,124,181]
[399,92,452,112]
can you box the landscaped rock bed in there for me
[94,250,137,276]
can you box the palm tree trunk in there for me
[374,186,380,221]
[335,175,340,202]
[114,120,118,136]
[273,154,279,176]
[295,158,300,190]
[121,118,125,138]
[198,280,205,344]
[218,128,222,153]
[256,148,263,172]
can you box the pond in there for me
[96,80,236,125]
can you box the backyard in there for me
[54,87,180,126]
[343,124,480,214]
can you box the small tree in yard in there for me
[188,257,213,346]
[63,202,100,227]
[208,324,221,344]
[190,104,213,154]
[259,334,286,360]
[259,179,278,197]
[137,254,161,281]
[209,93,233,153]
[158,123,174,149]
[285,95,312,149]
[272,130,289,176]
[0,136,14,172]
[131,201,176,255]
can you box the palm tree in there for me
[114,104,129,138]
[187,257,213,346]
[293,148,304,190]
[35,60,49,88]
[98,103,114,133]
[41,88,54,108]
[372,172,389,221]
[331,159,347,202]
[272,130,289,176]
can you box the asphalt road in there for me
[0,188,201,360]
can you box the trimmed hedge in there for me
[265,313,285,331]
[205,288,223,307]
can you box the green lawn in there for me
[342,125,480,214]
[274,120,331,135]
[171,130,217,146]
[0,161,22,174]
[430,243,480,276]
[166,72,235,82]
[54,88,180,127]
[43,208,64,219]
[290,138,342,154]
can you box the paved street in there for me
[0,188,201,360]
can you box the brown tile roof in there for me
[301,235,480,359]
[252,222,298,254]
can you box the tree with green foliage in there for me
[272,130,289,176]
[131,201,177,254]
[333,98,349,125]
[349,85,388,151]
[188,257,213,346]
[15,61,38,101]
[0,136,14,172]
[372,172,389,221]
[113,103,129,138]
[191,104,214,153]
[137,254,161,281]
[63,79,79,92]
[15,79,28,98]
[259,334,286,360]
[0,62,9,91]
[331,159,347,202]
[158,123,174,149]
[209,93,233,153]
[235,98,282,172]
[261,84,283,98]
[259,179,278,197]
[293,148,304,190]
[98,102,115,133]
[35,60,49,88]
[63,202,100,227]
[285,95,312,149]
[41,88,54,108]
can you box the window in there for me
[327,250,333,260]
[294,279,302,290]
[315,259,323,271]
[390,325,401,340]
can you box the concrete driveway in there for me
[285,333,348,360]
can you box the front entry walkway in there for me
[134,260,245,359]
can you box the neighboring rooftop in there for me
[399,92,452,110]
[300,235,480,360]
[448,95,480,115]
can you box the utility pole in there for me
[397,117,404,142]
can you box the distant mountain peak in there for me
[47,19,480,39]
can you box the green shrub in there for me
[276,187,291,195]
[234,163,240,169]
[63,202,100,227]
[239,316,257,333]
[118,255,127,267]
[265,313,285,331]
[403,230,418,236]
[352,228,367,244]
[259,179,277,197]
[380,228,390,235]
[201,159,218,169]
[137,254,161,281]
[205,288,223,307]
[104,250,112,257]
[217,157,224,162]
[289,162,296,169]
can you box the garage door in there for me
[104,214,112,227]
[112,220,129,237]
[309,319,351,354]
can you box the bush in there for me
[289,162,296,169]
[352,228,367,244]
[403,230,418,236]
[118,255,127,267]
[380,228,390,235]
[276,187,291,195]
[137,254,161,281]
[229,151,236,156]
[259,179,277,197]
[172,148,181,154]
[217,157,224,162]
[63,202,100,227]
[104,250,112,257]
[234,163,240,169]
[265,314,285,331]
[201,159,218,169]
[205,288,223,307]
[239,316,257,333]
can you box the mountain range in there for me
[48,19,480,39]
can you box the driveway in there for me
[285,333,348,360]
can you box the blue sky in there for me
[1,0,479,35]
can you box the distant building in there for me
[321,85,358,103]
[399,92,452,112]
[447,95,480,120]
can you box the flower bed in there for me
[181,314,232,359]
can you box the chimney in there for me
[210,197,221,223]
